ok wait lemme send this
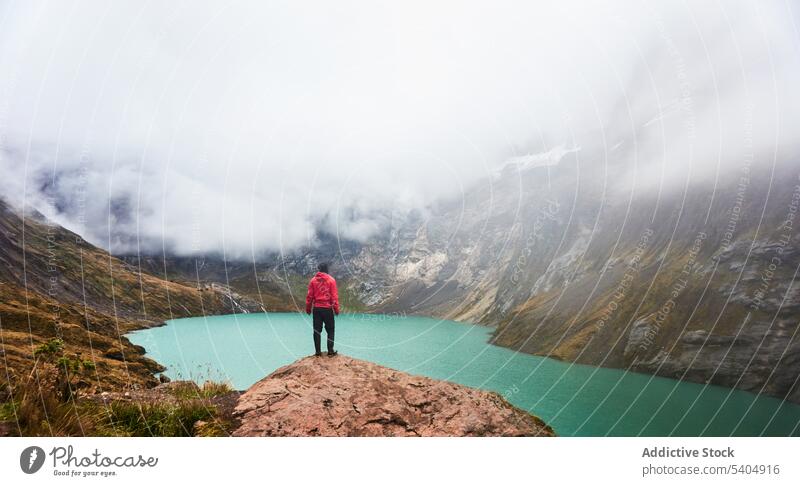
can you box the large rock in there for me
[233,355,555,437]
[624,317,656,358]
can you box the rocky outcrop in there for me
[233,355,555,437]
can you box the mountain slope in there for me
[0,199,248,391]
[341,154,800,403]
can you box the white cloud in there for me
[0,0,798,257]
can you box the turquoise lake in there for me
[127,312,800,437]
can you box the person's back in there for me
[305,263,339,356]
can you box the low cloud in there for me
[1,1,798,257]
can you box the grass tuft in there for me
[1,376,233,436]
[100,401,215,437]
[3,372,100,436]
[168,380,234,400]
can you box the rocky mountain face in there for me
[335,153,800,403]
[233,355,554,437]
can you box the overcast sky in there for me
[1,1,798,257]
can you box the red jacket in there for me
[306,272,340,314]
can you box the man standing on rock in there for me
[305,262,340,357]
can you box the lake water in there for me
[127,312,800,437]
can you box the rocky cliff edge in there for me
[233,355,555,437]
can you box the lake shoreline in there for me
[128,312,800,436]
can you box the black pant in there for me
[312,307,335,353]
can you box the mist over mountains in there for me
[2,1,799,257]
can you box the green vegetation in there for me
[0,370,235,436]
[34,337,65,357]
[0,401,17,421]
[337,282,368,313]
[32,338,98,401]
[100,401,215,437]
[167,380,233,400]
